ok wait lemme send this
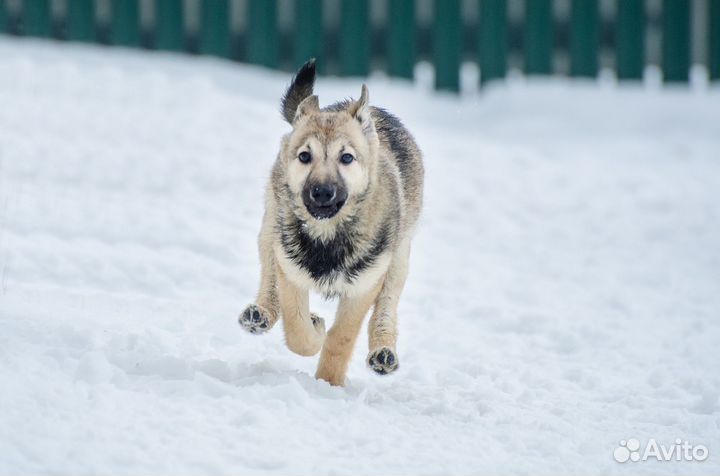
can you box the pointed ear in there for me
[349,84,375,137]
[293,95,319,123]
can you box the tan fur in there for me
[240,79,423,386]
[316,278,384,386]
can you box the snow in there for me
[0,37,719,475]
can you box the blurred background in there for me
[1,0,718,91]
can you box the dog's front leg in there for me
[367,240,411,375]
[239,212,281,334]
[316,280,383,386]
[277,267,326,356]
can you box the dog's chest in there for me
[275,224,391,297]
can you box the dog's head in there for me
[278,60,379,223]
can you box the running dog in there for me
[239,59,424,386]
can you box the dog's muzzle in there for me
[303,182,348,219]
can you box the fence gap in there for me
[200,0,230,58]
[711,0,720,80]
[294,0,322,71]
[247,0,278,67]
[67,0,95,42]
[110,0,140,47]
[339,0,370,76]
[22,0,51,37]
[569,0,598,77]
[616,0,644,80]
[154,0,184,51]
[524,0,553,74]
[388,0,415,79]
[662,0,690,82]
[479,0,508,84]
[434,0,461,91]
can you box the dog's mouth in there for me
[306,199,346,220]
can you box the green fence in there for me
[0,0,718,92]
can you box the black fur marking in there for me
[278,213,392,290]
[281,59,316,123]
[280,217,356,282]
[372,107,414,182]
[344,223,390,282]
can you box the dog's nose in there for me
[310,184,336,206]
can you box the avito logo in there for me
[614,438,709,463]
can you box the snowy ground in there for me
[0,37,719,475]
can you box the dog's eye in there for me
[340,153,354,164]
[298,151,312,164]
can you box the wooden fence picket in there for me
[294,0,323,71]
[200,0,230,58]
[110,0,140,47]
[569,0,598,77]
[22,0,51,38]
[247,0,278,67]
[662,0,691,82]
[479,0,508,84]
[388,0,416,79]
[67,0,95,41]
[710,0,720,80]
[434,0,461,91]
[524,0,553,75]
[339,0,370,76]
[154,0,184,51]
[0,0,7,33]
[616,0,644,79]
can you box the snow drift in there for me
[0,38,719,475]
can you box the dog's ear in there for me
[293,94,320,123]
[349,84,375,138]
[281,58,316,123]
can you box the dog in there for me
[239,59,424,386]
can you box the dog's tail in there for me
[281,58,316,123]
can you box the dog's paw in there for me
[239,304,273,334]
[310,313,326,334]
[367,347,399,375]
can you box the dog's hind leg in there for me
[367,239,411,375]
[316,279,383,386]
[239,210,280,334]
[277,267,326,356]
